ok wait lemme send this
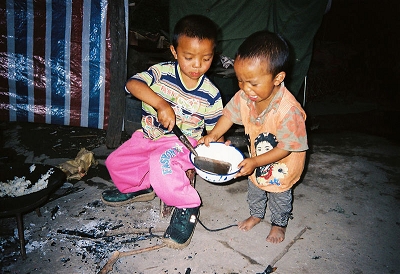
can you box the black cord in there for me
[197,217,238,232]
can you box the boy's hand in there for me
[235,158,257,178]
[197,135,217,146]
[198,134,226,146]
[156,102,176,132]
[197,115,230,146]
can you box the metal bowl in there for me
[190,142,244,183]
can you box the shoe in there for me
[163,206,200,249]
[101,187,155,206]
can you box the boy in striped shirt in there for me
[102,14,223,249]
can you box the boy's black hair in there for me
[172,14,218,49]
[236,30,289,77]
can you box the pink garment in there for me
[105,131,200,208]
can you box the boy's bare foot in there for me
[238,216,261,231]
[266,225,286,243]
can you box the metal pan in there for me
[0,163,66,216]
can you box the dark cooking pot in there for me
[0,163,66,259]
[0,163,66,216]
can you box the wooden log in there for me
[98,243,166,274]
[105,0,127,148]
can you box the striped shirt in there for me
[129,61,223,140]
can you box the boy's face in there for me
[170,35,214,87]
[234,57,285,109]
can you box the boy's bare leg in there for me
[238,216,261,231]
[266,225,286,243]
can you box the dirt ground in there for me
[1,99,400,273]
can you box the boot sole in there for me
[101,191,155,207]
[162,232,194,249]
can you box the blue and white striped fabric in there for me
[0,0,111,129]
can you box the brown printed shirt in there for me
[223,85,308,192]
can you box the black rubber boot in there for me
[163,206,200,249]
[101,187,155,206]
